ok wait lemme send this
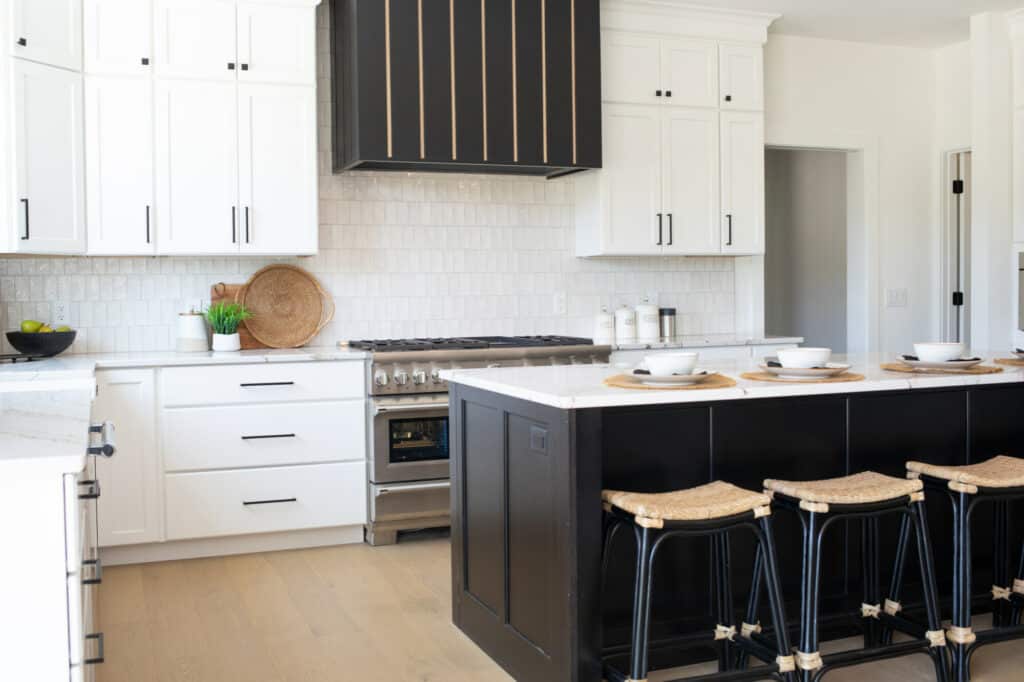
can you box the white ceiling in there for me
[675,0,1024,47]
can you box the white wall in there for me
[763,34,937,354]
[935,40,972,152]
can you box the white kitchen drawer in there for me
[160,361,365,407]
[164,462,367,540]
[163,400,366,472]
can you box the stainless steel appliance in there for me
[348,336,610,545]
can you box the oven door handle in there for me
[373,402,448,415]
[375,481,451,496]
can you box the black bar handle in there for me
[243,498,298,506]
[145,205,151,244]
[82,558,103,585]
[88,422,116,457]
[231,206,237,243]
[667,213,673,246]
[656,213,663,245]
[726,214,733,246]
[241,433,296,441]
[78,480,101,500]
[20,198,29,240]
[239,381,295,387]
[84,633,105,665]
[245,206,250,243]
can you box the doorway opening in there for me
[941,150,971,344]
[764,148,851,351]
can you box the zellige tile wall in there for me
[0,4,736,354]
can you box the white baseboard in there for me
[100,525,365,566]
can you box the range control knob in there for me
[430,368,444,383]
[393,370,409,386]
[373,370,389,386]
[412,369,427,385]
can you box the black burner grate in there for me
[348,336,594,352]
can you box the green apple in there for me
[20,320,43,333]
[38,325,54,333]
[56,325,72,332]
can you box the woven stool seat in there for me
[907,455,1024,491]
[602,481,771,528]
[763,471,923,512]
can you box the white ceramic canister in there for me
[593,306,615,345]
[613,304,637,345]
[176,311,209,352]
[635,298,660,344]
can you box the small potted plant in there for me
[205,302,251,352]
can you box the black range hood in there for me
[330,0,602,178]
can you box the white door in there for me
[662,108,720,254]
[155,80,239,254]
[720,111,764,255]
[153,0,237,81]
[12,0,82,71]
[85,77,155,255]
[12,60,86,254]
[719,44,764,111]
[238,85,318,254]
[600,104,663,255]
[94,370,162,547]
[83,0,153,74]
[660,39,717,108]
[237,3,316,86]
[601,32,661,105]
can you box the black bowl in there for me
[6,331,77,357]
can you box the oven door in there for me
[370,397,450,483]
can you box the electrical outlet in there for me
[53,302,69,325]
[885,288,908,308]
[552,292,567,316]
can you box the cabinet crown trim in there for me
[602,1,778,43]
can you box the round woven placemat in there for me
[741,371,866,384]
[237,264,334,348]
[880,362,1003,375]
[995,358,1024,368]
[604,373,737,391]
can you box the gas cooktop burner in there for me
[0,353,42,363]
[348,336,595,353]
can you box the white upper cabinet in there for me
[720,111,764,254]
[719,44,764,111]
[237,3,316,85]
[13,60,86,254]
[83,0,153,74]
[238,84,318,254]
[154,0,237,81]
[12,0,82,71]
[155,80,239,254]
[661,39,718,108]
[602,32,661,105]
[662,108,720,254]
[85,77,155,255]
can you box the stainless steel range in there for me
[346,336,611,545]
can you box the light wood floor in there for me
[97,536,1023,682]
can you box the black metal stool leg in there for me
[629,526,656,682]
[861,516,881,648]
[759,515,797,682]
[712,532,736,671]
[910,501,952,682]
[735,541,765,670]
[992,501,1011,627]
[881,512,913,646]
[1014,539,1024,626]
[797,510,825,682]
[949,491,973,682]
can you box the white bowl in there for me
[776,347,832,369]
[643,352,698,377]
[913,342,966,363]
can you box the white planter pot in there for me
[211,333,241,352]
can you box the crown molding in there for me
[601,0,780,43]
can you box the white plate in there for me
[898,357,982,370]
[759,363,851,380]
[631,369,717,386]
[1014,350,1024,359]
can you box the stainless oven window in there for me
[388,416,449,464]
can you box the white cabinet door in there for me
[720,111,764,255]
[719,44,763,111]
[154,80,239,254]
[83,0,153,74]
[153,0,237,81]
[237,3,316,86]
[85,77,155,255]
[600,104,663,255]
[12,60,86,254]
[12,0,82,71]
[662,108,720,254]
[601,32,661,105]
[238,85,318,254]
[93,370,161,547]
[661,39,717,108]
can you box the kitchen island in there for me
[443,355,1024,682]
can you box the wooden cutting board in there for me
[210,283,268,350]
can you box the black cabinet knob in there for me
[228,62,236,70]
[16,37,26,46]
[141,57,149,65]
[241,63,249,71]
[665,90,672,97]
[724,94,732,102]
[655,89,662,97]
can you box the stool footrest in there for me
[818,639,938,671]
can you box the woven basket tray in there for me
[740,371,866,384]
[604,373,737,391]
[236,265,334,349]
[880,362,1003,376]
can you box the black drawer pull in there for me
[240,381,295,387]
[243,497,298,506]
[241,433,296,441]
[78,480,101,500]
[84,633,104,665]
[82,558,103,585]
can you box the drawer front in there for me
[163,400,366,472]
[160,361,365,407]
[164,462,367,540]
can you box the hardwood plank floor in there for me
[97,537,1023,682]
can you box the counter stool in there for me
[601,480,797,682]
[762,471,949,682]
[892,456,1024,682]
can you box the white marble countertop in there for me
[442,353,1024,409]
[0,378,96,476]
[611,336,804,351]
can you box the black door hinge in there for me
[952,291,964,306]
[952,179,964,195]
